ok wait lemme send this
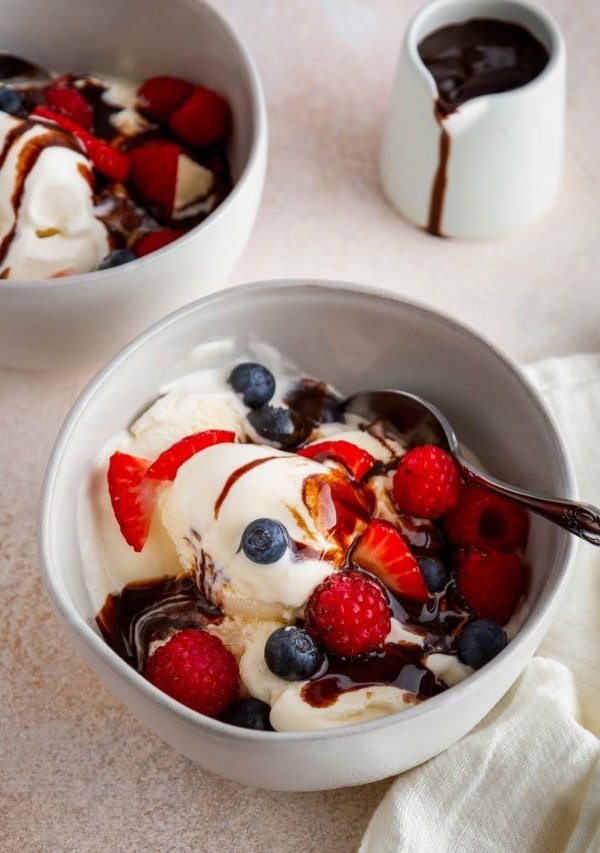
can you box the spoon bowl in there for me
[345,388,600,546]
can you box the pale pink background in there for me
[2,1,599,850]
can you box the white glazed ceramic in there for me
[380,0,566,238]
[0,0,267,370]
[38,280,577,791]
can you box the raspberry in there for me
[304,569,392,656]
[137,75,194,122]
[444,485,529,551]
[392,444,461,519]
[169,86,230,148]
[145,629,239,717]
[455,546,525,625]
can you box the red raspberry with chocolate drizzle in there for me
[304,569,392,656]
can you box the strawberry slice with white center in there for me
[298,440,375,480]
[146,429,236,481]
[351,518,429,602]
[108,430,235,552]
[107,452,158,552]
[130,142,214,220]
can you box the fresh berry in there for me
[83,133,130,182]
[31,106,130,181]
[247,405,309,449]
[455,546,525,625]
[44,84,93,130]
[145,629,239,717]
[416,555,449,593]
[241,518,289,564]
[457,618,507,670]
[304,569,392,656]
[264,626,323,681]
[134,228,185,258]
[444,485,529,552]
[169,85,230,147]
[220,697,273,731]
[129,142,180,216]
[298,440,375,481]
[351,519,429,603]
[228,362,275,408]
[392,445,461,519]
[137,75,194,122]
[107,452,158,552]
[99,248,136,270]
[146,429,235,481]
[0,87,25,117]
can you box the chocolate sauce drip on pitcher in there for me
[418,18,550,236]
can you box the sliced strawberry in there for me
[455,546,525,625]
[169,86,230,148]
[129,142,180,217]
[146,430,236,481]
[137,75,194,122]
[31,106,130,181]
[107,452,159,552]
[134,228,185,258]
[298,440,375,480]
[351,518,429,602]
[44,84,93,130]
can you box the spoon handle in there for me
[457,458,600,546]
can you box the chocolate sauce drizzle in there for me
[94,378,505,716]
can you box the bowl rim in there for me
[0,0,268,293]
[37,277,579,743]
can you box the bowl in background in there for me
[38,279,577,791]
[0,0,267,370]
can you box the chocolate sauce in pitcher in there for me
[417,18,550,235]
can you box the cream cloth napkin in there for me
[360,353,600,853]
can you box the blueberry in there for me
[0,87,25,116]
[457,619,506,670]
[99,248,136,270]
[229,362,275,408]
[221,698,273,731]
[241,518,289,564]
[417,555,449,593]
[247,405,309,449]
[264,626,323,681]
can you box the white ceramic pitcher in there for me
[379,0,566,239]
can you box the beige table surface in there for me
[1,1,599,850]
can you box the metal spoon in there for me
[0,50,51,85]
[344,389,600,545]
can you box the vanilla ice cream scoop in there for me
[160,442,371,615]
[0,113,110,279]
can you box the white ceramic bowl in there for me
[38,280,577,791]
[0,0,267,370]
